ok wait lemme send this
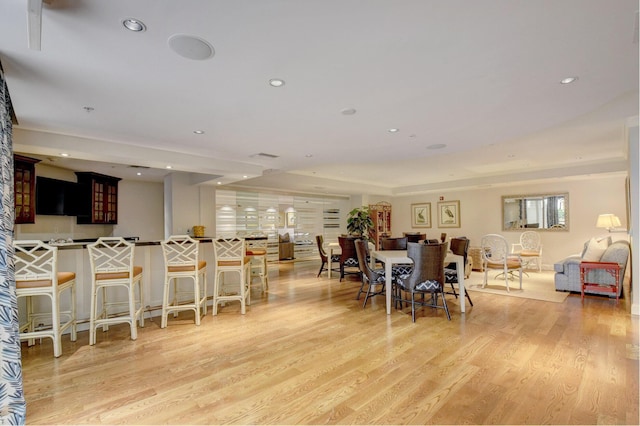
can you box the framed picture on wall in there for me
[411,203,431,228]
[437,200,460,228]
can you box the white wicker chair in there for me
[481,234,523,292]
[213,238,251,315]
[14,240,77,357]
[161,235,207,327]
[511,231,542,272]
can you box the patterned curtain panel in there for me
[0,62,26,424]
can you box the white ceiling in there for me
[1,0,638,197]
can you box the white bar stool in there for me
[87,237,144,345]
[14,240,77,357]
[160,235,207,327]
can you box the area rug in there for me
[465,271,569,303]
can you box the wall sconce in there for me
[596,214,626,233]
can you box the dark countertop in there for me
[52,237,216,250]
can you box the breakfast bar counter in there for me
[52,238,217,331]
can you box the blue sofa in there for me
[554,238,630,297]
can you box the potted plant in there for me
[346,206,373,239]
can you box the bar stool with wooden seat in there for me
[13,240,77,357]
[160,235,207,327]
[213,237,251,315]
[246,238,268,292]
[87,237,144,345]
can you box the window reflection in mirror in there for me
[502,193,568,231]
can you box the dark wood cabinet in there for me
[14,155,40,224]
[75,172,121,224]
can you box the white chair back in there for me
[14,240,58,283]
[87,237,136,276]
[162,235,199,269]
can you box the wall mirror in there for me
[502,193,569,231]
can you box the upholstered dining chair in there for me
[87,237,144,345]
[160,235,207,328]
[354,239,386,308]
[14,240,77,357]
[403,233,426,243]
[511,230,542,272]
[481,234,523,292]
[316,235,340,277]
[338,236,360,281]
[444,237,473,306]
[380,236,408,250]
[395,241,450,322]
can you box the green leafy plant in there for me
[346,206,373,239]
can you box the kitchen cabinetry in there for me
[14,154,40,224]
[75,172,121,224]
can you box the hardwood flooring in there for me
[20,261,639,425]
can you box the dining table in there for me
[372,249,467,315]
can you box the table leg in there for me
[385,260,393,315]
[457,257,466,313]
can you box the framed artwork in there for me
[438,200,460,228]
[411,203,431,228]
[285,211,296,227]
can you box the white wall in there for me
[114,180,164,241]
[391,175,629,270]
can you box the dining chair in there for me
[403,233,426,243]
[246,238,269,292]
[354,239,386,308]
[338,236,360,281]
[14,240,77,357]
[316,235,340,277]
[160,235,207,327]
[444,237,473,306]
[87,237,144,345]
[480,234,523,292]
[213,237,251,314]
[395,241,450,322]
[380,236,408,250]
[511,230,542,272]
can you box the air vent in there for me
[128,165,150,169]
[250,152,279,159]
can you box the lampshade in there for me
[596,214,622,229]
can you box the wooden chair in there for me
[160,235,207,327]
[481,234,522,292]
[395,242,450,322]
[315,235,340,277]
[14,240,77,357]
[213,238,251,314]
[87,237,144,345]
[354,239,386,308]
[338,236,360,282]
[444,237,473,306]
[380,237,408,250]
[403,233,426,243]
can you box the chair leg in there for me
[411,292,416,322]
[465,289,474,306]
[449,282,459,298]
[441,291,451,320]
[317,260,326,277]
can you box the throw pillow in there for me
[582,237,609,261]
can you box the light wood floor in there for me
[20,261,639,425]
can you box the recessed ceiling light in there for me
[560,76,578,84]
[243,175,248,179]
[83,106,94,112]
[122,18,146,32]
[165,165,173,169]
[193,130,204,134]
[136,172,142,176]
[269,79,285,87]
[60,153,69,157]
[427,143,446,149]
[305,154,313,158]
[217,181,222,185]
[507,154,516,158]
[388,128,399,133]
[341,108,357,115]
